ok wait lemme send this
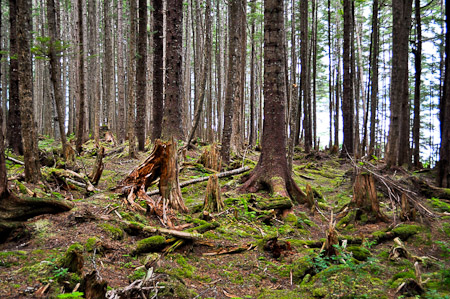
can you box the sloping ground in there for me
[0,138,449,298]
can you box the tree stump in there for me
[203,174,224,212]
[400,193,416,221]
[351,170,388,223]
[198,143,222,172]
[321,214,339,257]
[119,139,187,215]
[306,184,315,211]
[88,146,105,185]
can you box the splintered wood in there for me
[118,139,187,226]
[203,174,224,212]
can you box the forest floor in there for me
[0,135,450,299]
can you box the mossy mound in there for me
[347,246,371,261]
[99,223,124,240]
[428,198,450,213]
[133,236,166,255]
[391,224,422,240]
[291,254,316,283]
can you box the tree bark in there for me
[117,0,126,144]
[126,0,137,158]
[75,0,86,153]
[369,0,379,156]
[152,0,163,141]
[136,0,147,150]
[221,0,244,164]
[387,0,413,167]
[342,0,354,156]
[162,0,184,141]
[17,0,41,183]
[6,0,23,155]
[239,0,306,204]
[439,0,450,187]
[413,0,422,167]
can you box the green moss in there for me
[60,243,84,274]
[284,213,297,223]
[391,224,422,240]
[99,223,124,240]
[15,180,29,195]
[0,250,28,267]
[390,270,416,289]
[429,197,450,213]
[257,288,304,299]
[442,223,450,237]
[346,246,371,261]
[291,254,316,283]
[173,254,196,279]
[85,237,101,252]
[128,268,147,281]
[133,236,166,255]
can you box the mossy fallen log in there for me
[252,195,293,210]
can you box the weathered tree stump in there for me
[198,143,222,172]
[306,183,315,211]
[81,271,107,299]
[321,214,339,257]
[104,131,117,147]
[400,193,416,221]
[119,139,187,216]
[351,170,388,223]
[203,174,224,212]
[88,146,105,185]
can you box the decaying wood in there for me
[400,193,416,221]
[0,193,73,239]
[51,168,96,192]
[204,174,224,212]
[351,170,389,222]
[306,183,315,210]
[81,271,108,299]
[88,146,105,185]
[409,176,450,200]
[321,212,339,257]
[104,131,117,147]
[198,143,222,171]
[146,166,251,196]
[203,243,254,256]
[119,139,187,214]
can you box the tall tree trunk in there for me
[18,0,41,182]
[249,0,256,147]
[221,0,244,164]
[312,0,318,150]
[162,0,184,140]
[47,0,72,159]
[7,0,23,155]
[136,0,147,150]
[104,0,114,132]
[369,0,379,156]
[117,0,126,143]
[438,0,450,187]
[387,0,413,167]
[240,0,305,204]
[88,0,100,144]
[300,0,311,153]
[215,0,223,142]
[75,0,86,153]
[342,0,354,156]
[413,0,422,167]
[288,0,298,170]
[127,0,137,158]
[328,0,333,149]
[152,0,163,141]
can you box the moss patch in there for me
[133,236,166,255]
[391,224,422,240]
[99,223,124,240]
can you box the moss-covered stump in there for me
[60,243,84,274]
[133,236,167,255]
[346,246,371,261]
[291,254,316,283]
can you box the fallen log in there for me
[409,176,450,200]
[146,166,250,196]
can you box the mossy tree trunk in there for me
[239,0,306,204]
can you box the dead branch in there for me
[6,156,24,165]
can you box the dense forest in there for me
[0,0,449,298]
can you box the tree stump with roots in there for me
[198,143,222,172]
[119,139,188,222]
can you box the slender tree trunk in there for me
[136,0,147,150]
[221,0,244,164]
[7,0,23,155]
[75,0,85,153]
[288,0,298,170]
[47,0,72,158]
[413,0,422,167]
[18,0,41,182]
[162,0,184,140]
[328,0,333,149]
[104,0,114,132]
[300,0,311,153]
[117,0,126,143]
[312,0,318,150]
[249,0,256,147]
[369,0,379,156]
[438,0,450,187]
[342,0,354,156]
[88,0,100,144]
[127,0,137,157]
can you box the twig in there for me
[6,156,24,165]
